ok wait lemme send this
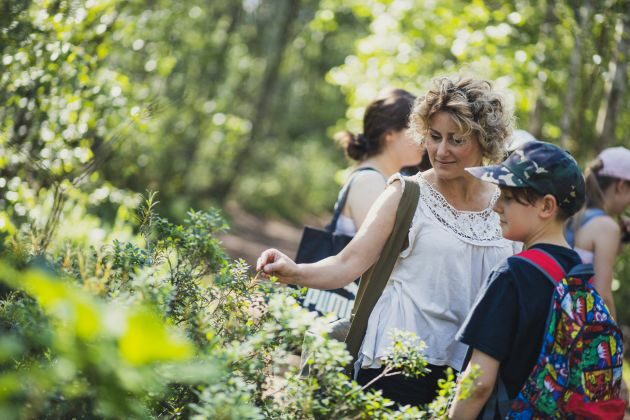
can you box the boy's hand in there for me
[256,248,299,284]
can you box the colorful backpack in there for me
[505,249,625,419]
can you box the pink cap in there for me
[598,147,630,181]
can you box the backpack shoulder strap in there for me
[512,248,566,284]
[566,263,594,278]
[345,175,420,362]
[327,167,384,232]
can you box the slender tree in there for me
[208,0,302,201]
[559,1,591,148]
[596,2,629,148]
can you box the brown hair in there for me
[500,186,572,221]
[583,158,620,210]
[409,76,513,163]
[336,88,416,161]
[570,157,628,227]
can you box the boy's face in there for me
[492,188,544,243]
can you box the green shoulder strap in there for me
[344,175,421,363]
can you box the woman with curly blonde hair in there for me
[257,76,519,406]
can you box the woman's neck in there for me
[424,169,489,208]
[359,154,401,179]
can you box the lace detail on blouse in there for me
[418,175,504,244]
[387,172,506,247]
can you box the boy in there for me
[448,141,586,419]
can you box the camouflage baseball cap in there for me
[466,141,585,214]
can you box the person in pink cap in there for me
[565,146,630,321]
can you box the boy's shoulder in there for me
[499,244,581,282]
[488,249,550,277]
[484,257,518,290]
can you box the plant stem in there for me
[344,366,402,397]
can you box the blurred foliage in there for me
[1,1,630,414]
[2,0,629,220]
[1,0,357,228]
[96,0,359,222]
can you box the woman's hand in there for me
[256,248,300,284]
[256,180,403,291]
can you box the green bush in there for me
[0,195,472,419]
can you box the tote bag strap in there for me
[327,167,384,233]
[345,175,421,361]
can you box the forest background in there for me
[1,0,629,418]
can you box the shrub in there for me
[0,196,470,419]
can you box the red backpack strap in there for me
[514,249,566,283]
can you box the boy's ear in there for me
[539,194,559,219]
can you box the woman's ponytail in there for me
[336,88,416,162]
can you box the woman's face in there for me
[611,180,630,215]
[425,112,484,180]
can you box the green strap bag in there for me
[344,175,421,364]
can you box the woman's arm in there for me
[590,217,621,320]
[449,350,500,420]
[256,181,403,290]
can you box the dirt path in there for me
[218,202,303,268]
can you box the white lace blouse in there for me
[358,173,521,372]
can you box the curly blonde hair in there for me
[409,76,514,163]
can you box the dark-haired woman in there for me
[302,88,424,320]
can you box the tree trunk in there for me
[559,1,590,149]
[595,6,629,149]
[528,92,545,139]
[208,0,301,201]
[575,13,609,156]
[528,0,556,138]
[183,4,242,168]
